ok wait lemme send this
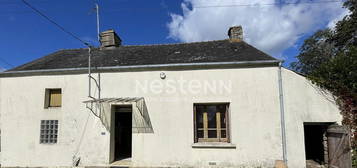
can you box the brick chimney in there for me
[228,26,243,42]
[99,29,121,49]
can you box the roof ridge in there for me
[120,39,230,47]
[53,39,233,50]
[59,48,88,51]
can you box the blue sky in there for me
[0,0,347,70]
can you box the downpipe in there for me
[278,61,288,165]
[88,47,92,99]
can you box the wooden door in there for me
[327,125,352,168]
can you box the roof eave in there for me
[0,60,281,78]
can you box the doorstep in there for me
[110,158,132,167]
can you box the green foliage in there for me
[333,0,357,49]
[308,47,357,97]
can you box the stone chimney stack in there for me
[99,29,122,49]
[228,26,243,42]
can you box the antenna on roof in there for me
[84,1,102,126]
[87,0,101,100]
[95,3,100,42]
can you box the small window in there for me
[45,89,62,108]
[194,103,229,143]
[40,120,58,144]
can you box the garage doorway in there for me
[113,105,132,161]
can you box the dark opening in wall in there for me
[113,105,132,161]
[303,123,332,165]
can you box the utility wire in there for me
[0,66,6,71]
[0,57,14,68]
[1,0,343,14]
[195,0,343,8]
[21,0,91,47]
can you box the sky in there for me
[0,0,348,71]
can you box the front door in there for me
[114,106,132,160]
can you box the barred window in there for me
[40,120,58,144]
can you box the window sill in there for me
[192,142,236,149]
[45,106,61,109]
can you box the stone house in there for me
[0,27,342,168]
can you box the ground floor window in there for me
[40,120,58,144]
[194,103,229,143]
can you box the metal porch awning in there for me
[83,97,144,104]
[83,97,153,133]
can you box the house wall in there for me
[282,69,342,168]
[0,67,341,168]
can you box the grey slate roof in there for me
[9,40,277,71]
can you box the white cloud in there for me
[167,0,347,58]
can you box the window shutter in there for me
[49,89,62,107]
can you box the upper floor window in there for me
[194,103,230,143]
[45,89,62,108]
